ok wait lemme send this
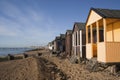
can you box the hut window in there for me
[88,26,91,43]
[93,28,97,43]
[93,23,97,43]
[99,26,104,42]
[76,32,77,45]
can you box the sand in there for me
[0,57,38,80]
[42,53,120,80]
[0,49,120,80]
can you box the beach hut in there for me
[60,34,65,52]
[65,30,72,57]
[54,36,61,52]
[72,22,86,61]
[48,41,54,51]
[86,8,120,63]
[53,34,65,56]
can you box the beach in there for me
[0,49,120,80]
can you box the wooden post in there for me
[77,31,79,46]
[112,23,114,42]
[8,54,14,60]
[103,19,107,42]
[72,33,74,46]
[72,33,74,56]
[96,21,99,43]
[77,31,80,62]
[75,32,77,56]
[90,25,93,57]
[74,32,75,46]
[23,53,28,58]
[103,19,107,62]
[80,30,82,58]
[90,25,93,43]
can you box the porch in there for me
[86,18,120,63]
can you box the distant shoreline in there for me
[0,47,45,56]
[0,47,33,56]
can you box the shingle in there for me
[92,8,120,19]
[60,34,65,39]
[55,36,60,40]
[74,22,85,30]
[66,30,72,34]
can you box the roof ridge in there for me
[91,7,120,18]
[91,7,120,11]
[74,22,85,24]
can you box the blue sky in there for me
[0,0,120,47]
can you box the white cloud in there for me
[0,1,60,46]
[0,26,17,36]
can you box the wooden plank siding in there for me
[65,30,72,56]
[106,42,120,63]
[86,8,120,63]
[72,23,86,60]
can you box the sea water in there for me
[0,48,32,56]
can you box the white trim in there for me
[103,19,106,42]
[77,31,79,46]
[74,47,76,56]
[74,32,76,46]
[80,30,82,57]
[74,32,76,56]
[72,33,74,46]
[72,32,76,56]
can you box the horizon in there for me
[0,0,120,47]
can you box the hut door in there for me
[93,27,97,57]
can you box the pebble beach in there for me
[0,49,120,80]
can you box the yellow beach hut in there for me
[86,8,120,63]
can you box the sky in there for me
[0,0,120,47]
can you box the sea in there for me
[0,48,33,56]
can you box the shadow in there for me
[37,57,68,80]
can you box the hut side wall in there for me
[106,42,120,63]
[65,34,72,56]
[86,44,93,59]
[97,42,106,62]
